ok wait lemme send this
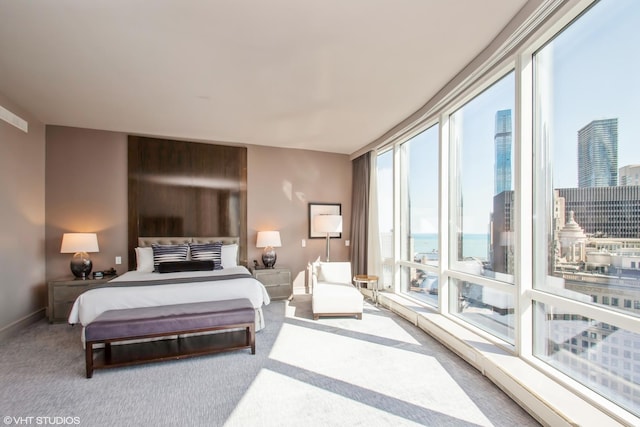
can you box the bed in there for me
[68,237,270,343]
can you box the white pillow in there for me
[135,247,154,273]
[221,244,238,268]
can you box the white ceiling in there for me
[0,0,528,155]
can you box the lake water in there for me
[413,233,488,260]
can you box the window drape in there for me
[349,152,370,276]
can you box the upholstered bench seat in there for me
[312,262,363,320]
[84,299,255,378]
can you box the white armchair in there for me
[311,262,363,320]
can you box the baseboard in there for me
[0,308,46,342]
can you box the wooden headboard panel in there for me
[128,136,247,271]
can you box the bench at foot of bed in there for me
[84,298,255,378]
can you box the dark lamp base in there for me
[70,252,93,279]
[262,247,277,269]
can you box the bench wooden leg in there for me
[85,342,94,379]
[105,342,112,362]
[248,324,255,354]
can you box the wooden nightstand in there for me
[47,275,117,323]
[250,267,292,300]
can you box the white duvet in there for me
[67,266,270,329]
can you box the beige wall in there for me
[0,94,46,336]
[45,127,129,280]
[247,145,351,289]
[44,126,352,292]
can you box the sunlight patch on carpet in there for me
[225,369,431,426]
[265,322,495,426]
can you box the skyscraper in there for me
[578,118,618,188]
[619,164,640,186]
[494,109,512,195]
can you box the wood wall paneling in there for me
[128,136,247,270]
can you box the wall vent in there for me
[0,105,28,133]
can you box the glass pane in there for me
[450,278,515,343]
[534,301,640,416]
[450,71,515,283]
[380,263,393,291]
[377,150,394,260]
[400,264,438,307]
[400,124,440,265]
[534,0,640,314]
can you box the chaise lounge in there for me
[311,262,363,320]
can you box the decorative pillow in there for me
[189,242,222,270]
[157,260,214,273]
[151,244,189,271]
[221,244,239,268]
[135,247,154,273]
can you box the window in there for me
[399,124,440,306]
[450,278,515,342]
[400,124,439,265]
[372,0,640,418]
[377,149,394,288]
[534,302,640,415]
[533,0,640,314]
[533,0,640,415]
[450,72,515,283]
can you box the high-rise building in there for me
[620,164,640,186]
[578,118,618,188]
[556,186,640,238]
[494,109,512,195]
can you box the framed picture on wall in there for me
[308,202,342,239]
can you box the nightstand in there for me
[47,275,117,323]
[250,267,292,300]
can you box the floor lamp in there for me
[313,214,342,262]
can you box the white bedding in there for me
[67,266,270,329]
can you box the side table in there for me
[250,267,292,301]
[353,275,379,306]
[48,275,117,323]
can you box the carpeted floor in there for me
[0,295,539,426]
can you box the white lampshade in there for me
[313,215,343,233]
[60,233,100,253]
[256,231,282,248]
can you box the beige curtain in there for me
[350,152,370,275]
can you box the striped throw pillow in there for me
[151,244,189,271]
[189,242,223,270]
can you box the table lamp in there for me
[256,231,281,268]
[60,233,100,279]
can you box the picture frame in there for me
[308,203,342,239]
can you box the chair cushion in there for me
[312,282,363,315]
[317,262,352,284]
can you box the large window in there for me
[372,0,640,419]
[447,71,516,341]
[533,0,640,415]
[450,71,515,284]
[399,124,439,306]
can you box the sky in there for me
[547,0,640,188]
[377,0,640,236]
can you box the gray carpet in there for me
[0,295,539,426]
